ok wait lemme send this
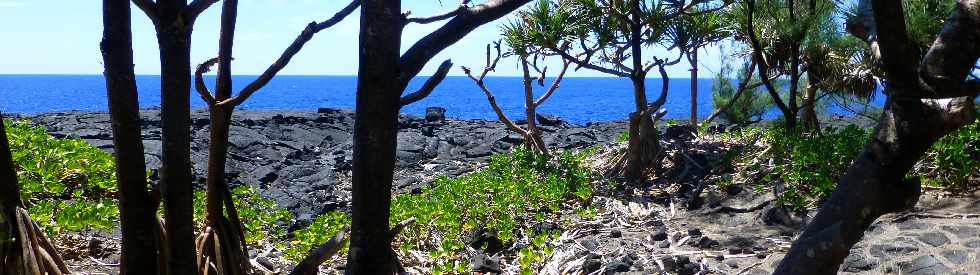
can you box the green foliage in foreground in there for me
[923,120,980,188]
[764,126,869,211]
[5,120,118,235]
[6,121,293,248]
[282,211,350,262]
[390,148,593,274]
[723,125,870,211]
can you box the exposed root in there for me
[1,207,70,275]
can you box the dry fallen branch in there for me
[288,227,350,275]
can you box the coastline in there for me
[22,108,626,224]
[18,107,879,224]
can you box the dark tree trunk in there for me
[0,111,24,275]
[690,51,698,125]
[346,1,530,273]
[801,71,820,131]
[346,0,403,274]
[746,0,795,130]
[623,0,660,183]
[100,0,160,273]
[0,112,22,224]
[625,76,661,182]
[786,0,800,129]
[519,55,548,154]
[155,10,198,275]
[198,1,249,273]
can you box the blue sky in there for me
[0,0,722,77]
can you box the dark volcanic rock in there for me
[27,109,625,225]
[897,255,948,275]
[425,106,447,122]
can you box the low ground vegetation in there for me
[5,121,595,274]
[719,120,980,212]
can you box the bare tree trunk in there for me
[347,1,402,273]
[801,78,820,131]
[623,0,660,183]
[519,55,548,154]
[155,4,198,273]
[130,1,221,274]
[195,1,250,274]
[690,50,698,125]
[774,0,980,273]
[101,0,160,273]
[347,1,531,272]
[786,0,800,129]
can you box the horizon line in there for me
[0,73,716,80]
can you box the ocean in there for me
[0,75,883,124]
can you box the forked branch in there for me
[398,0,533,84]
[210,0,358,108]
[533,59,571,108]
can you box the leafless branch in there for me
[131,0,159,23]
[184,0,221,20]
[463,65,527,135]
[647,59,670,113]
[194,57,220,106]
[533,59,571,107]
[389,217,416,238]
[400,59,453,107]
[404,0,472,24]
[287,227,348,275]
[398,0,533,84]
[218,0,360,107]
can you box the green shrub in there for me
[727,125,869,211]
[5,120,119,235]
[282,211,349,262]
[922,119,980,188]
[6,121,294,245]
[189,185,293,245]
[616,131,629,143]
[389,148,593,273]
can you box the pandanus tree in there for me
[736,0,832,130]
[128,0,222,272]
[462,41,570,156]
[190,0,360,273]
[735,0,880,131]
[773,0,980,273]
[462,10,573,156]
[520,0,728,183]
[349,0,532,273]
[0,113,70,275]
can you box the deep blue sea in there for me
[0,75,884,124]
